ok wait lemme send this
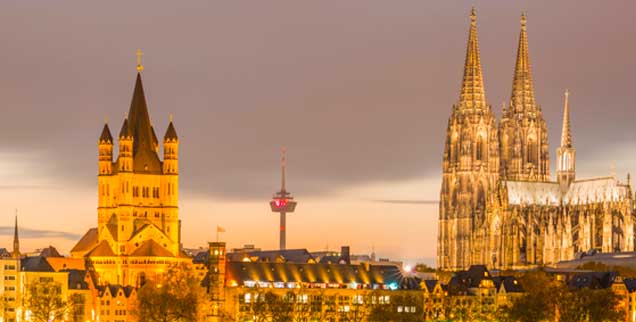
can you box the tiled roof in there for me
[225,262,411,288]
[130,240,173,257]
[66,269,89,290]
[39,246,62,258]
[71,228,99,255]
[493,276,524,293]
[87,240,116,257]
[46,257,86,272]
[227,249,315,264]
[21,256,55,272]
[567,272,617,290]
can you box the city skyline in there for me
[1,1,635,265]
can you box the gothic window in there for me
[501,134,509,161]
[450,132,459,164]
[527,137,537,164]
[476,135,485,161]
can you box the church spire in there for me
[127,69,162,173]
[12,211,20,259]
[458,7,487,109]
[561,89,572,147]
[510,13,537,112]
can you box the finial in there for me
[136,48,144,72]
[565,88,569,99]
[470,7,477,25]
[521,12,527,29]
[104,115,109,124]
[124,111,128,119]
[628,173,631,186]
[169,113,174,122]
[502,101,506,112]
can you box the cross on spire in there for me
[136,48,144,72]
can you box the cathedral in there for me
[438,9,635,271]
[70,57,190,286]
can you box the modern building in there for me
[438,9,635,271]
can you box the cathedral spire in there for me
[12,211,20,259]
[510,12,537,112]
[561,89,572,147]
[458,7,487,109]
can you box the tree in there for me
[368,293,425,322]
[24,281,71,322]
[135,263,206,322]
[557,288,622,322]
[499,269,623,322]
[498,269,564,322]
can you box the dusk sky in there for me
[0,1,635,265]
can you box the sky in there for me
[0,1,635,266]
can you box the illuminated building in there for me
[438,9,635,271]
[269,149,297,250]
[204,242,523,321]
[70,51,190,288]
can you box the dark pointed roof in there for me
[119,118,130,138]
[164,122,178,141]
[21,256,55,272]
[127,73,162,173]
[99,123,113,143]
[151,126,159,147]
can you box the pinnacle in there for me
[510,12,537,113]
[458,8,487,110]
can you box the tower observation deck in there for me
[269,148,297,250]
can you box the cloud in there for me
[0,226,81,241]
[0,185,54,190]
[369,199,439,205]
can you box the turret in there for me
[163,116,178,174]
[163,116,179,208]
[118,118,133,172]
[98,122,114,175]
[557,89,575,191]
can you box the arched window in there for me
[527,137,537,164]
[501,134,509,162]
[476,135,485,161]
[450,132,459,164]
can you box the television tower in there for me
[269,148,297,250]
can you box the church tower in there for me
[438,8,500,270]
[499,14,550,181]
[11,214,20,259]
[73,51,185,286]
[557,90,575,191]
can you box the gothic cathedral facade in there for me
[438,9,635,271]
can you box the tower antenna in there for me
[269,148,297,250]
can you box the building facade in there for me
[70,62,190,287]
[438,10,635,271]
[205,243,523,322]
